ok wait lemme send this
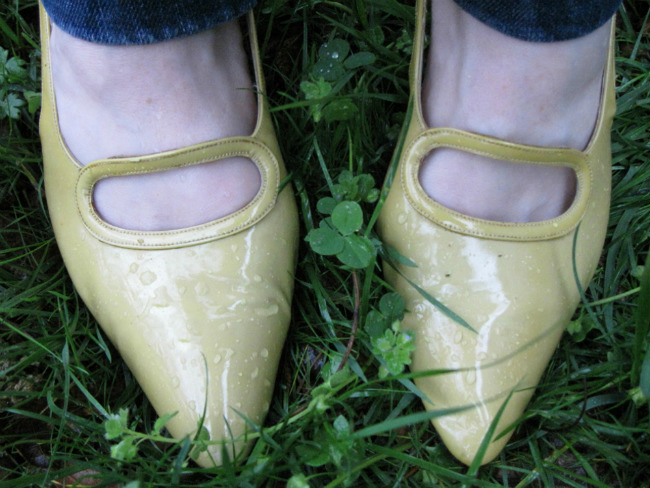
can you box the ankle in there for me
[424,0,611,150]
[49,20,256,165]
[49,22,252,109]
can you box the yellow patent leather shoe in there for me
[39,5,298,467]
[377,0,615,465]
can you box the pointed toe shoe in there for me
[39,4,298,467]
[378,0,615,465]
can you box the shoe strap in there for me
[76,137,280,249]
[401,128,591,241]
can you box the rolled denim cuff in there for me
[453,0,621,42]
[41,0,257,45]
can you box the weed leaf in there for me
[379,292,405,320]
[153,412,176,435]
[321,98,358,122]
[287,474,310,488]
[331,201,363,235]
[300,78,332,100]
[313,38,350,81]
[305,225,344,255]
[641,347,650,399]
[338,234,375,268]
[110,437,138,462]
[104,408,129,440]
[316,196,337,215]
[634,252,650,383]
[344,52,376,69]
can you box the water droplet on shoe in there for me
[255,304,279,317]
[453,330,463,344]
[465,370,477,385]
[171,376,180,388]
[140,270,156,285]
[195,281,208,296]
[251,367,259,379]
[260,348,269,358]
[152,287,171,307]
[397,214,407,224]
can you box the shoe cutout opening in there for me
[92,157,262,231]
[418,147,577,223]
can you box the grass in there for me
[1,0,649,486]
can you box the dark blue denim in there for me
[41,0,257,45]
[453,0,622,42]
[42,0,621,45]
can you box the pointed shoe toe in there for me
[378,0,615,466]
[39,5,298,466]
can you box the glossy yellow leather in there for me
[378,0,615,465]
[39,4,298,466]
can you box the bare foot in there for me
[420,0,611,222]
[50,20,261,231]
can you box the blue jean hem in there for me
[41,0,258,45]
[452,0,621,42]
